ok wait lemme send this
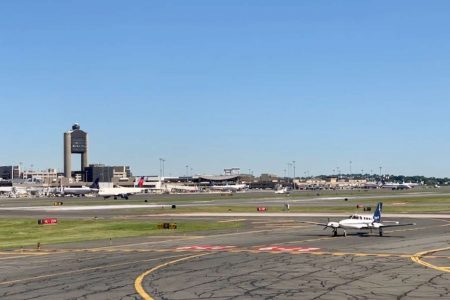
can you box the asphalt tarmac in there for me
[1,215,450,299]
[0,191,450,300]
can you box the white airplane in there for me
[0,186,28,197]
[307,202,415,237]
[381,181,420,190]
[210,183,249,192]
[61,178,100,196]
[275,187,290,194]
[98,177,145,200]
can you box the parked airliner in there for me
[210,183,249,192]
[60,178,100,196]
[275,187,290,194]
[98,177,145,200]
[381,181,421,190]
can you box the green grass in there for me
[0,219,242,249]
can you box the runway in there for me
[1,216,449,299]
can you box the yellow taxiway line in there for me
[135,253,210,300]
[411,246,450,273]
[132,246,450,300]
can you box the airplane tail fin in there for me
[373,202,382,223]
[137,176,145,188]
[90,177,100,189]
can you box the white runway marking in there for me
[177,245,236,251]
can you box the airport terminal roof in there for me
[197,175,239,181]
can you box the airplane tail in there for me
[373,202,382,223]
[137,176,145,188]
[90,177,100,189]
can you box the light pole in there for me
[292,160,296,190]
[162,159,165,177]
[186,165,189,177]
[159,158,166,178]
[349,161,352,175]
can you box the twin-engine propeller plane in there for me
[307,202,415,237]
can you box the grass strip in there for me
[0,219,242,249]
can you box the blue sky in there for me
[1,1,449,177]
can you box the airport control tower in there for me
[64,123,89,179]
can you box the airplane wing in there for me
[298,221,330,227]
[379,223,416,228]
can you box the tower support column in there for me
[64,132,72,178]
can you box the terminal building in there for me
[0,165,20,180]
[85,164,132,183]
[22,169,58,184]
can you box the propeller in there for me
[323,218,331,230]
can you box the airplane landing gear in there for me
[379,228,383,237]
[333,229,337,237]
[343,230,347,237]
